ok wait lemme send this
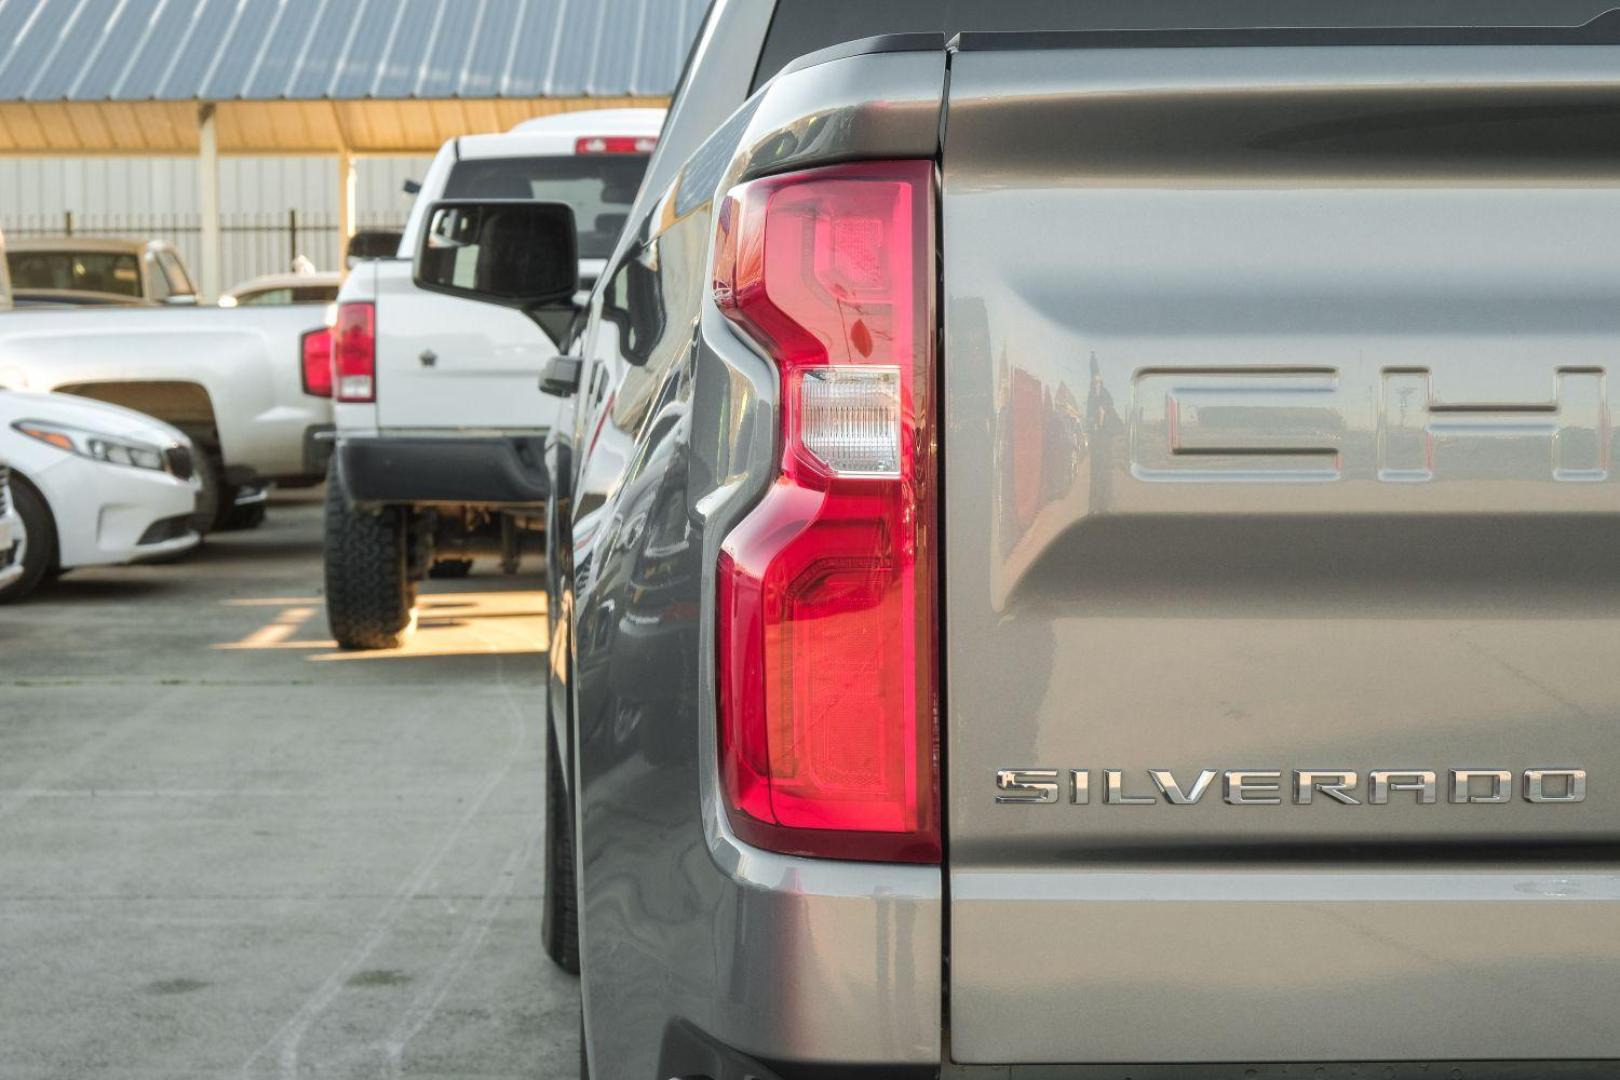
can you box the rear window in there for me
[443,155,650,260]
[752,0,1620,88]
[7,251,143,297]
[235,285,338,306]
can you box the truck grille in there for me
[163,446,195,481]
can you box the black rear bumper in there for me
[338,435,549,507]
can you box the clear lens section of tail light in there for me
[712,161,938,864]
[799,367,901,478]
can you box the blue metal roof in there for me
[0,0,711,102]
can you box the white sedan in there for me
[0,391,202,603]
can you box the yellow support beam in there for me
[0,97,670,156]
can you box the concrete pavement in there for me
[0,493,576,1079]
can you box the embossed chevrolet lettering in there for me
[994,768,1588,805]
[1132,366,1611,483]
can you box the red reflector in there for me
[714,161,938,864]
[300,326,333,398]
[332,302,376,403]
[575,135,656,155]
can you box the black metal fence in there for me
[0,210,407,291]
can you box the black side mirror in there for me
[540,355,582,398]
[414,200,578,310]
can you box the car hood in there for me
[0,390,190,448]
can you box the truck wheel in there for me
[428,558,473,579]
[323,466,415,650]
[192,452,224,536]
[197,455,268,533]
[542,724,581,975]
[0,474,57,605]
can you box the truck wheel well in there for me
[54,381,220,451]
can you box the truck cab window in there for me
[443,156,650,259]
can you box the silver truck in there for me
[434,2,1620,1076]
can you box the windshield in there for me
[6,250,143,297]
[443,155,649,259]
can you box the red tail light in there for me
[300,327,333,398]
[713,160,939,864]
[575,136,657,155]
[333,302,376,403]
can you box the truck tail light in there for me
[300,327,333,398]
[333,302,375,403]
[575,136,657,155]
[713,160,939,864]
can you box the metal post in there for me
[337,148,356,274]
[289,208,298,268]
[63,210,73,236]
[197,103,221,301]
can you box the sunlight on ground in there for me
[214,590,548,661]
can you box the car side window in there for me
[158,252,195,298]
[144,253,172,301]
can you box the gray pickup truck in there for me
[433,1,1620,1076]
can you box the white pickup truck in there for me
[322,109,660,648]
[0,233,335,531]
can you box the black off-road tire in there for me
[429,558,474,579]
[323,465,414,650]
[0,474,56,605]
[542,725,581,975]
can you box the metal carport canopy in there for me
[0,0,706,291]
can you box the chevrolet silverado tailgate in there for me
[941,24,1620,1065]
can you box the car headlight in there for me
[12,420,168,472]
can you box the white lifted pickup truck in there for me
[322,109,660,649]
